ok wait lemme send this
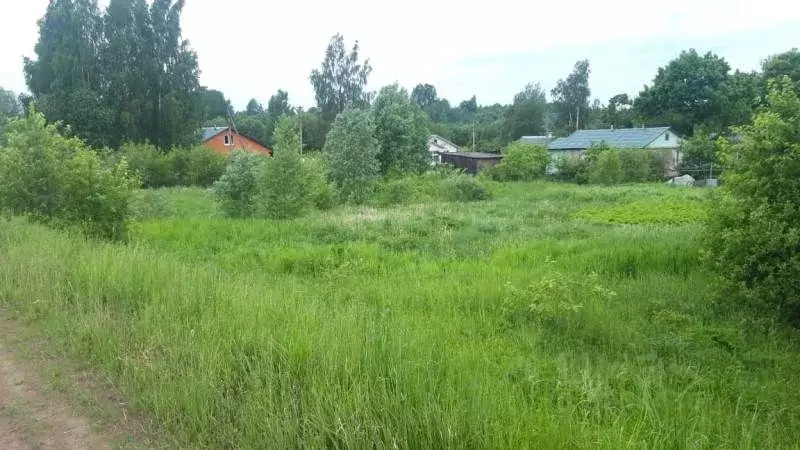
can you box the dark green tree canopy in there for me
[411,84,438,109]
[504,83,548,141]
[634,50,733,136]
[762,48,800,95]
[550,60,591,136]
[202,88,232,121]
[245,98,263,116]
[372,84,430,174]
[267,90,292,118]
[309,34,372,123]
[24,0,201,148]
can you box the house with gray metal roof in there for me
[547,126,683,175]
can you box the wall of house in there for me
[645,130,682,149]
[204,131,272,156]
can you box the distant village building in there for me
[427,134,459,164]
[438,152,504,175]
[200,127,272,156]
[546,126,682,175]
[518,135,554,147]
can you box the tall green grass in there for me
[1,183,799,448]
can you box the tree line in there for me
[2,0,799,156]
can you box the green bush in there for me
[554,156,590,184]
[705,77,800,321]
[173,146,226,187]
[303,155,335,211]
[213,151,266,218]
[490,142,549,181]
[258,116,310,219]
[0,111,137,239]
[590,149,623,185]
[118,143,226,188]
[119,142,177,188]
[440,175,491,202]
[324,108,381,204]
[619,150,656,182]
[375,177,421,206]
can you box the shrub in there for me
[173,146,226,187]
[554,156,590,184]
[590,149,623,185]
[677,133,722,179]
[213,151,265,218]
[619,150,656,182]
[705,77,800,322]
[119,142,177,188]
[440,175,491,202]
[0,111,137,239]
[303,155,335,211]
[324,108,381,203]
[375,177,420,207]
[490,142,549,181]
[258,115,310,219]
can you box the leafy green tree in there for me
[259,115,309,219]
[0,111,137,239]
[489,142,549,181]
[266,90,292,118]
[25,0,202,149]
[310,34,372,123]
[705,77,800,321]
[601,93,635,129]
[324,108,380,203]
[202,88,232,120]
[298,108,327,150]
[245,98,264,116]
[504,83,547,140]
[762,49,800,95]
[213,151,265,218]
[372,84,430,174]
[619,150,658,182]
[410,84,438,110]
[635,50,736,136]
[551,60,591,135]
[24,0,111,147]
[0,88,21,143]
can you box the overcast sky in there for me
[1,0,799,110]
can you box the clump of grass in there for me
[576,198,706,225]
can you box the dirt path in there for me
[0,314,152,449]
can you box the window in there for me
[224,135,231,146]
[665,132,670,141]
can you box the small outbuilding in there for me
[438,152,503,175]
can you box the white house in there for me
[427,135,459,164]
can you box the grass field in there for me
[1,182,799,448]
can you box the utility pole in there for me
[296,106,304,154]
[472,121,476,152]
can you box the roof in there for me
[439,152,503,159]
[548,127,671,150]
[428,134,459,151]
[519,135,554,146]
[200,126,229,142]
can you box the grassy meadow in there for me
[1,182,799,448]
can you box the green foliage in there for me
[706,77,800,320]
[117,142,225,188]
[634,50,751,136]
[440,175,491,202]
[302,155,335,210]
[372,84,430,174]
[0,111,137,239]
[619,150,659,182]
[578,199,706,225]
[551,60,591,135]
[504,83,547,140]
[25,0,201,148]
[762,48,800,95]
[258,116,310,219]
[489,142,549,181]
[213,151,265,218]
[201,88,232,121]
[589,149,623,185]
[310,34,372,123]
[375,177,422,207]
[677,133,722,179]
[554,156,591,184]
[324,108,380,203]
